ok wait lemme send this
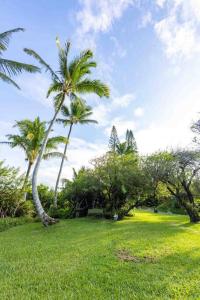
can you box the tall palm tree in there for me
[24,38,110,225]
[0,28,39,88]
[54,97,97,207]
[0,117,66,196]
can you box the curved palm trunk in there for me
[23,161,32,200]
[32,103,64,226]
[54,123,73,207]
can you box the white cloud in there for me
[155,0,166,8]
[140,11,152,28]
[37,137,107,185]
[110,36,127,58]
[105,117,136,138]
[76,0,134,48]
[92,93,135,126]
[134,107,144,117]
[17,74,52,107]
[154,0,200,59]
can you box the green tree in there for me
[54,98,97,207]
[145,150,200,223]
[24,38,109,225]
[109,125,119,152]
[0,28,39,88]
[126,129,137,152]
[1,117,66,197]
[0,161,24,217]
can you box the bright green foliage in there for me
[56,97,97,127]
[1,117,66,189]
[2,117,66,164]
[0,211,199,299]
[24,39,110,111]
[0,28,39,88]
[0,161,31,217]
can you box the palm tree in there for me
[54,97,97,207]
[0,117,66,197]
[0,28,39,88]
[24,38,110,225]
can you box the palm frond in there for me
[0,28,24,53]
[46,81,63,98]
[76,79,110,98]
[79,119,98,124]
[43,151,67,160]
[46,136,67,149]
[0,59,40,76]
[24,48,59,81]
[0,71,20,88]
[53,92,65,111]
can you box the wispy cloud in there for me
[75,0,134,49]
[17,74,52,107]
[154,0,200,59]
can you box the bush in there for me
[48,206,70,219]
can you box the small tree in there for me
[109,125,120,152]
[145,151,200,223]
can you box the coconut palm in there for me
[54,97,97,207]
[0,117,66,197]
[0,28,39,88]
[24,38,110,225]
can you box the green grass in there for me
[0,211,200,300]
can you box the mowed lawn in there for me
[0,211,200,300]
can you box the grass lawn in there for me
[0,211,200,300]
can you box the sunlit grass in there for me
[0,211,199,299]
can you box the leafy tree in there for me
[0,161,28,217]
[24,38,109,226]
[109,125,119,152]
[0,117,66,196]
[54,97,97,207]
[92,153,143,219]
[0,28,39,88]
[62,167,102,218]
[145,150,200,223]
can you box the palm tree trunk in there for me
[54,123,73,207]
[32,102,64,226]
[23,161,32,200]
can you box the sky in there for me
[1,0,200,186]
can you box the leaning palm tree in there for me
[24,38,110,225]
[54,97,97,207]
[0,117,66,197]
[0,28,39,88]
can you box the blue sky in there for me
[1,0,200,185]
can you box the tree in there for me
[0,28,39,89]
[145,151,200,223]
[0,117,66,197]
[109,125,119,152]
[92,152,142,219]
[0,161,24,217]
[191,119,200,146]
[54,97,97,207]
[126,129,137,152]
[24,38,110,225]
